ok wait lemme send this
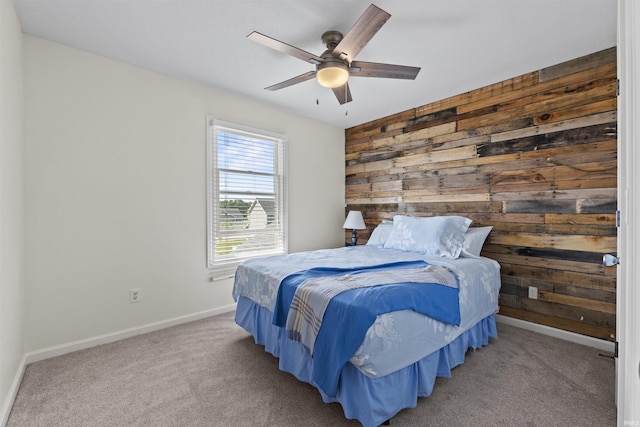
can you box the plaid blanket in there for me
[285,265,458,355]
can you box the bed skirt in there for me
[235,296,497,427]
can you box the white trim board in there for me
[617,0,640,422]
[25,304,236,364]
[496,314,615,353]
[0,355,27,427]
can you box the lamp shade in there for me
[343,210,366,230]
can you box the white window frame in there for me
[206,117,288,270]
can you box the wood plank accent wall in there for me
[344,47,617,342]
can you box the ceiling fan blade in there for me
[350,61,421,80]
[333,4,391,61]
[332,83,353,105]
[248,31,324,65]
[265,71,317,91]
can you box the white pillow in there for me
[366,220,393,247]
[383,215,472,258]
[460,226,493,258]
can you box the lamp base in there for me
[351,229,358,246]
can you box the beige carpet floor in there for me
[7,312,616,426]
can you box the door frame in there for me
[617,0,640,424]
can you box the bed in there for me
[232,216,501,427]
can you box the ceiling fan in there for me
[247,4,421,105]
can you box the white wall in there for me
[22,35,345,352]
[0,0,25,423]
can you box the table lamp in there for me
[343,210,366,246]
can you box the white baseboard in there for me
[1,354,27,427]
[25,304,236,364]
[496,314,615,353]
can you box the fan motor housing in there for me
[321,30,343,51]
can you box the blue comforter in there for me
[271,262,461,397]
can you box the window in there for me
[207,118,287,269]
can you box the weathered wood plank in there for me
[406,106,497,134]
[403,193,491,203]
[553,281,617,303]
[485,222,615,237]
[477,149,617,181]
[500,282,529,298]
[538,291,616,315]
[488,252,606,275]
[478,123,616,158]
[458,61,615,115]
[501,199,575,214]
[371,122,457,150]
[545,213,616,226]
[539,47,617,82]
[429,135,491,153]
[505,276,617,301]
[402,176,441,191]
[345,159,394,175]
[346,151,402,166]
[346,109,416,139]
[520,298,614,330]
[402,165,478,179]
[402,107,458,132]
[438,172,492,189]
[476,144,616,175]
[404,201,503,214]
[394,145,477,168]
[464,212,545,223]
[416,71,540,117]
[494,74,616,113]
[490,232,616,252]
[489,160,616,188]
[493,188,616,202]
[404,152,524,173]
[345,127,405,153]
[345,196,402,205]
[498,306,615,341]
[499,262,615,289]
[458,82,616,131]
[521,139,617,162]
[491,111,616,143]
[499,245,606,264]
[533,98,617,126]
[578,198,617,214]
[430,119,533,145]
[556,178,617,191]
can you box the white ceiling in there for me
[12,0,617,129]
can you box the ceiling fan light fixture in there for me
[249,5,420,104]
[316,60,349,88]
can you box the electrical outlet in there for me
[528,286,538,300]
[130,288,141,303]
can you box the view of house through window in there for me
[207,118,287,268]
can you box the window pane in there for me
[207,119,287,268]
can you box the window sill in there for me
[208,267,237,282]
